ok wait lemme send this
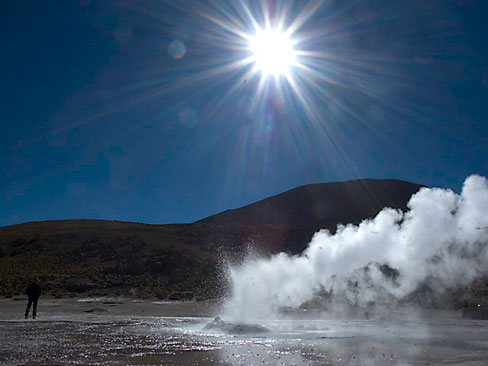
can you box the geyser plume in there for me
[222,175,488,321]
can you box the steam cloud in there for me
[223,175,488,321]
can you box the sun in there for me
[247,27,297,78]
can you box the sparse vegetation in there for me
[0,220,226,300]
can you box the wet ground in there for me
[1,298,487,365]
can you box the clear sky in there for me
[1,0,487,226]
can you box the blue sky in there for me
[1,0,488,226]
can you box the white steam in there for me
[223,175,488,321]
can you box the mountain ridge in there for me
[197,178,425,227]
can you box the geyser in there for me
[222,175,488,322]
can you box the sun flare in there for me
[248,27,297,78]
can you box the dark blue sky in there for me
[1,0,488,226]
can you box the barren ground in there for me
[1,297,488,365]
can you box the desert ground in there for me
[1,297,488,365]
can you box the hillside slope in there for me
[197,179,424,227]
[0,179,425,299]
[0,220,223,300]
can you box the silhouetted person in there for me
[25,279,41,319]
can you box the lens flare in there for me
[247,27,297,78]
[63,0,433,191]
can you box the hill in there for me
[197,179,424,226]
[0,179,426,300]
